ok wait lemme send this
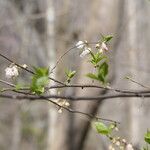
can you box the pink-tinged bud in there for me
[101,42,108,51]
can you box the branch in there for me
[0,92,118,123]
[0,79,118,123]
[48,84,150,94]
[126,76,150,90]
[0,93,149,101]
[50,42,97,73]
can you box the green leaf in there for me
[145,131,150,144]
[33,67,49,76]
[65,69,76,83]
[95,122,110,135]
[97,62,108,83]
[65,70,76,78]
[102,35,113,43]
[89,52,107,67]
[96,54,107,64]
[108,124,115,131]
[30,67,49,95]
[86,73,99,80]
[36,76,49,87]
[108,123,117,134]
[69,71,76,78]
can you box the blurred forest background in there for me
[0,0,150,150]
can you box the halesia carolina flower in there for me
[99,42,108,53]
[5,65,19,79]
[80,47,91,58]
[76,41,85,49]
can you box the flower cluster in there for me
[5,65,19,79]
[95,42,108,53]
[109,137,134,150]
[76,40,109,58]
[76,41,91,57]
[57,99,70,113]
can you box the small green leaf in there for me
[65,69,76,83]
[102,35,113,43]
[97,62,108,83]
[36,76,49,86]
[108,123,116,133]
[86,73,99,80]
[33,67,49,76]
[30,67,49,95]
[95,122,110,135]
[69,71,76,78]
[89,52,107,67]
[108,124,115,130]
[145,130,150,144]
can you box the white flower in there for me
[22,64,28,69]
[126,144,134,150]
[99,42,108,53]
[76,41,85,49]
[5,65,19,79]
[101,42,108,51]
[99,49,103,53]
[80,47,91,58]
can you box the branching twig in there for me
[0,78,118,123]
[0,53,65,85]
[0,79,15,87]
[126,76,150,90]
[50,42,97,73]
[0,93,149,102]
[48,84,150,94]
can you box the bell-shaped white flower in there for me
[99,42,108,53]
[76,41,85,49]
[80,47,91,58]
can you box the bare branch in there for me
[48,84,150,94]
[126,76,150,90]
[0,93,149,102]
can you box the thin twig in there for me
[126,76,150,90]
[50,42,98,73]
[0,78,118,123]
[0,79,15,87]
[0,92,118,123]
[48,84,150,94]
